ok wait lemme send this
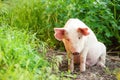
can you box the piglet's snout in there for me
[72,52,79,55]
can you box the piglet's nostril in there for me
[73,52,79,55]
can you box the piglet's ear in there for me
[54,28,65,41]
[77,28,89,36]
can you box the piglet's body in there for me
[54,18,106,72]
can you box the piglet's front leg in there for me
[68,53,74,72]
[79,50,88,72]
[80,54,86,72]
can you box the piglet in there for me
[54,18,106,72]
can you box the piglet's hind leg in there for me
[97,51,106,68]
[96,42,106,68]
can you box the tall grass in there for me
[0,26,42,79]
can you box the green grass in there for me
[0,26,67,80]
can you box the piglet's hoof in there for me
[97,62,106,68]
[80,67,86,72]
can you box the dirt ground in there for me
[46,50,120,80]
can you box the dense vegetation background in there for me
[0,0,120,80]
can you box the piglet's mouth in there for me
[72,52,79,55]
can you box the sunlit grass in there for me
[0,26,51,80]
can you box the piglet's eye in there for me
[66,38,70,41]
[78,37,81,39]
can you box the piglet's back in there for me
[64,18,87,29]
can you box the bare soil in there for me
[46,49,120,80]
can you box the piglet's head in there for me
[54,27,89,53]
